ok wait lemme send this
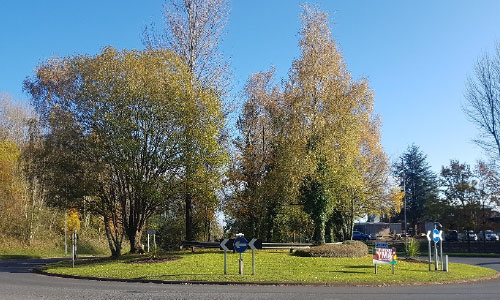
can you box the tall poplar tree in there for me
[144,0,230,241]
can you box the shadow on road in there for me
[0,258,66,274]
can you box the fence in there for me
[181,241,313,252]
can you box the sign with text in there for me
[375,242,388,249]
[373,247,397,264]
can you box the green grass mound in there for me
[42,250,497,284]
[294,240,368,258]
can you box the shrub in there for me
[407,237,419,258]
[294,240,368,258]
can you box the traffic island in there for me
[38,250,498,286]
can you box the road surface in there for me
[1,256,499,300]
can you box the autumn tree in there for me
[440,160,478,231]
[285,6,388,243]
[144,0,230,241]
[0,93,48,244]
[229,6,392,244]
[474,161,500,238]
[24,47,225,254]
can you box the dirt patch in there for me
[127,256,181,264]
[402,258,428,264]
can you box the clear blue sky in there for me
[2,0,500,173]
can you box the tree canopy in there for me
[24,47,226,255]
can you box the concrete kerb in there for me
[32,266,500,288]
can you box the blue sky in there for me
[2,0,500,173]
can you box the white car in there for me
[478,230,499,241]
[462,230,478,241]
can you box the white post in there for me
[440,236,443,271]
[153,234,156,252]
[147,233,150,253]
[223,250,227,275]
[239,252,243,275]
[64,210,67,255]
[434,242,438,271]
[71,233,75,268]
[252,249,255,275]
[428,239,431,271]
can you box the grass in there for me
[41,250,497,284]
[0,254,41,260]
[0,234,112,260]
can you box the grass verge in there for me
[41,250,497,284]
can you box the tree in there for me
[287,6,389,243]
[475,161,500,239]
[227,6,392,244]
[464,42,500,160]
[393,145,439,230]
[224,68,283,239]
[144,0,230,241]
[440,160,478,232]
[24,47,225,254]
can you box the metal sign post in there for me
[432,228,440,270]
[220,239,230,275]
[71,233,75,268]
[249,238,256,275]
[147,230,156,253]
[439,231,443,271]
[426,230,432,271]
[234,233,248,275]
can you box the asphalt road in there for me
[1,257,500,300]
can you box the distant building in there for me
[354,222,402,237]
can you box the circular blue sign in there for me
[234,236,248,253]
[432,229,440,243]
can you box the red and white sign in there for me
[373,247,397,264]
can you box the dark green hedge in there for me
[294,240,368,258]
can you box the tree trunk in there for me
[313,218,325,244]
[104,215,122,257]
[128,229,144,253]
[185,191,193,241]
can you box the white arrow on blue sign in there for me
[234,236,248,253]
[432,229,440,243]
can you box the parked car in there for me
[478,230,499,241]
[462,230,478,241]
[446,230,459,241]
[352,231,370,241]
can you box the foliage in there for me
[407,237,419,258]
[144,0,230,241]
[42,250,496,284]
[294,241,369,258]
[24,47,226,255]
[227,5,393,244]
[393,145,439,227]
[440,160,478,231]
[66,208,81,233]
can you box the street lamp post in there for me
[401,158,407,252]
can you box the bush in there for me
[294,240,368,258]
[407,237,419,258]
